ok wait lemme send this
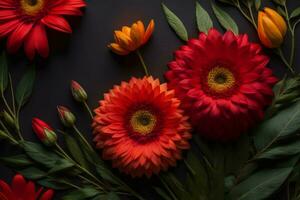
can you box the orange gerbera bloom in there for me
[108,20,155,55]
[92,76,191,177]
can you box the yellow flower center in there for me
[130,110,157,135]
[20,0,44,16]
[207,67,235,93]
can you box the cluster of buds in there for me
[258,7,287,48]
[32,118,57,146]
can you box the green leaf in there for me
[38,178,72,190]
[196,1,213,34]
[0,51,8,93]
[0,154,33,167]
[290,7,300,19]
[15,65,35,107]
[254,101,300,151]
[22,141,61,168]
[48,159,75,174]
[64,134,88,169]
[19,167,46,180]
[228,156,298,200]
[96,164,121,185]
[106,192,121,200]
[62,187,101,200]
[161,3,188,41]
[211,3,239,34]
[185,152,209,198]
[255,0,261,10]
[256,140,300,160]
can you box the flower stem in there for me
[235,1,257,29]
[276,48,295,75]
[136,50,149,76]
[282,3,296,70]
[55,143,105,191]
[83,101,93,119]
[72,125,93,151]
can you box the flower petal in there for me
[41,15,72,33]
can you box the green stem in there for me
[8,74,16,115]
[159,176,179,200]
[276,48,295,75]
[247,2,257,29]
[283,4,296,69]
[136,50,149,76]
[72,125,93,151]
[55,143,105,191]
[83,101,93,119]
[236,1,257,29]
[0,121,18,145]
[1,93,14,116]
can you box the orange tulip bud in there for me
[257,7,287,48]
[108,20,155,55]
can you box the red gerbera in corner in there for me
[0,0,86,60]
[165,29,277,141]
[92,76,191,177]
[0,174,54,199]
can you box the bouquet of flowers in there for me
[0,0,300,199]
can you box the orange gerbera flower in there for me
[108,20,155,55]
[92,76,191,177]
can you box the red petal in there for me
[41,15,72,33]
[12,174,27,197]
[40,189,54,200]
[0,180,13,199]
[0,20,20,37]
[7,22,33,53]
[0,10,16,20]
[24,23,49,60]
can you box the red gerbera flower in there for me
[0,174,54,200]
[0,0,86,59]
[92,76,191,177]
[165,29,277,141]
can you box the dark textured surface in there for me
[0,0,299,199]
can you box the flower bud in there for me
[57,106,76,127]
[258,7,287,48]
[32,118,57,146]
[71,80,88,102]
[1,110,15,128]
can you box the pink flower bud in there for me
[71,80,87,102]
[32,118,57,146]
[57,106,76,127]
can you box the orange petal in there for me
[143,19,154,44]
[262,16,283,48]
[130,23,143,49]
[264,7,287,37]
[121,26,131,37]
[108,43,130,55]
[114,30,134,50]
[257,12,273,48]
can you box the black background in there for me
[0,0,299,199]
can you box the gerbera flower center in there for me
[130,110,157,135]
[207,67,235,93]
[20,0,44,16]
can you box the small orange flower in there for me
[108,20,155,55]
[258,7,287,48]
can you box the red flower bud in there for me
[32,118,57,146]
[57,106,76,127]
[71,80,88,102]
